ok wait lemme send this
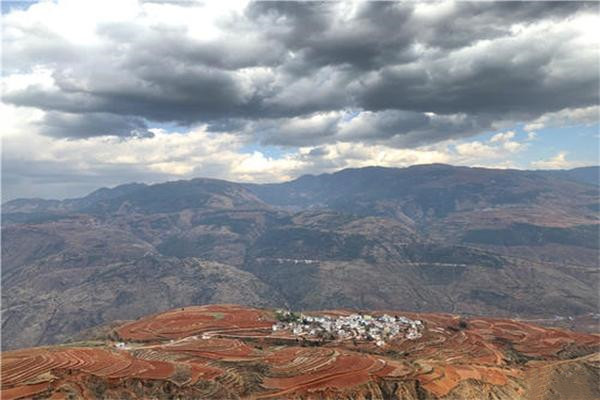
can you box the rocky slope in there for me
[1,305,598,400]
[2,165,599,349]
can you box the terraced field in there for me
[2,305,599,399]
[116,304,275,341]
[1,347,223,399]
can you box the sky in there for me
[1,0,599,201]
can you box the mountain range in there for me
[2,164,599,350]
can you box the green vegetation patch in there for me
[275,310,301,323]
[208,312,225,320]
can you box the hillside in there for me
[2,164,599,350]
[1,305,598,400]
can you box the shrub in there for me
[275,310,301,323]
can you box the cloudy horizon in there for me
[2,0,599,201]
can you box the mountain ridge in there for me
[2,164,598,350]
[3,164,598,207]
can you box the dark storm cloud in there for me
[246,2,415,71]
[307,147,329,157]
[40,112,153,139]
[4,62,261,125]
[2,1,598,143]
[467,1,597,21]
[355,49,599,117]
[250,112,342,147]
[336,110,496,148]
[407,2,597,50]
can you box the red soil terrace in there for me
[116,304,275,342]
[2,305,598,399]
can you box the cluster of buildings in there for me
[272,258,319,265]
[272,310,424,347]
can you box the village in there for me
[272,310,424,347]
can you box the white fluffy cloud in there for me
[454,131,528,166]
[3,112,535,198]
[524,106,600,132]
[530,151,585,170]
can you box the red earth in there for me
[2,304,599,399]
